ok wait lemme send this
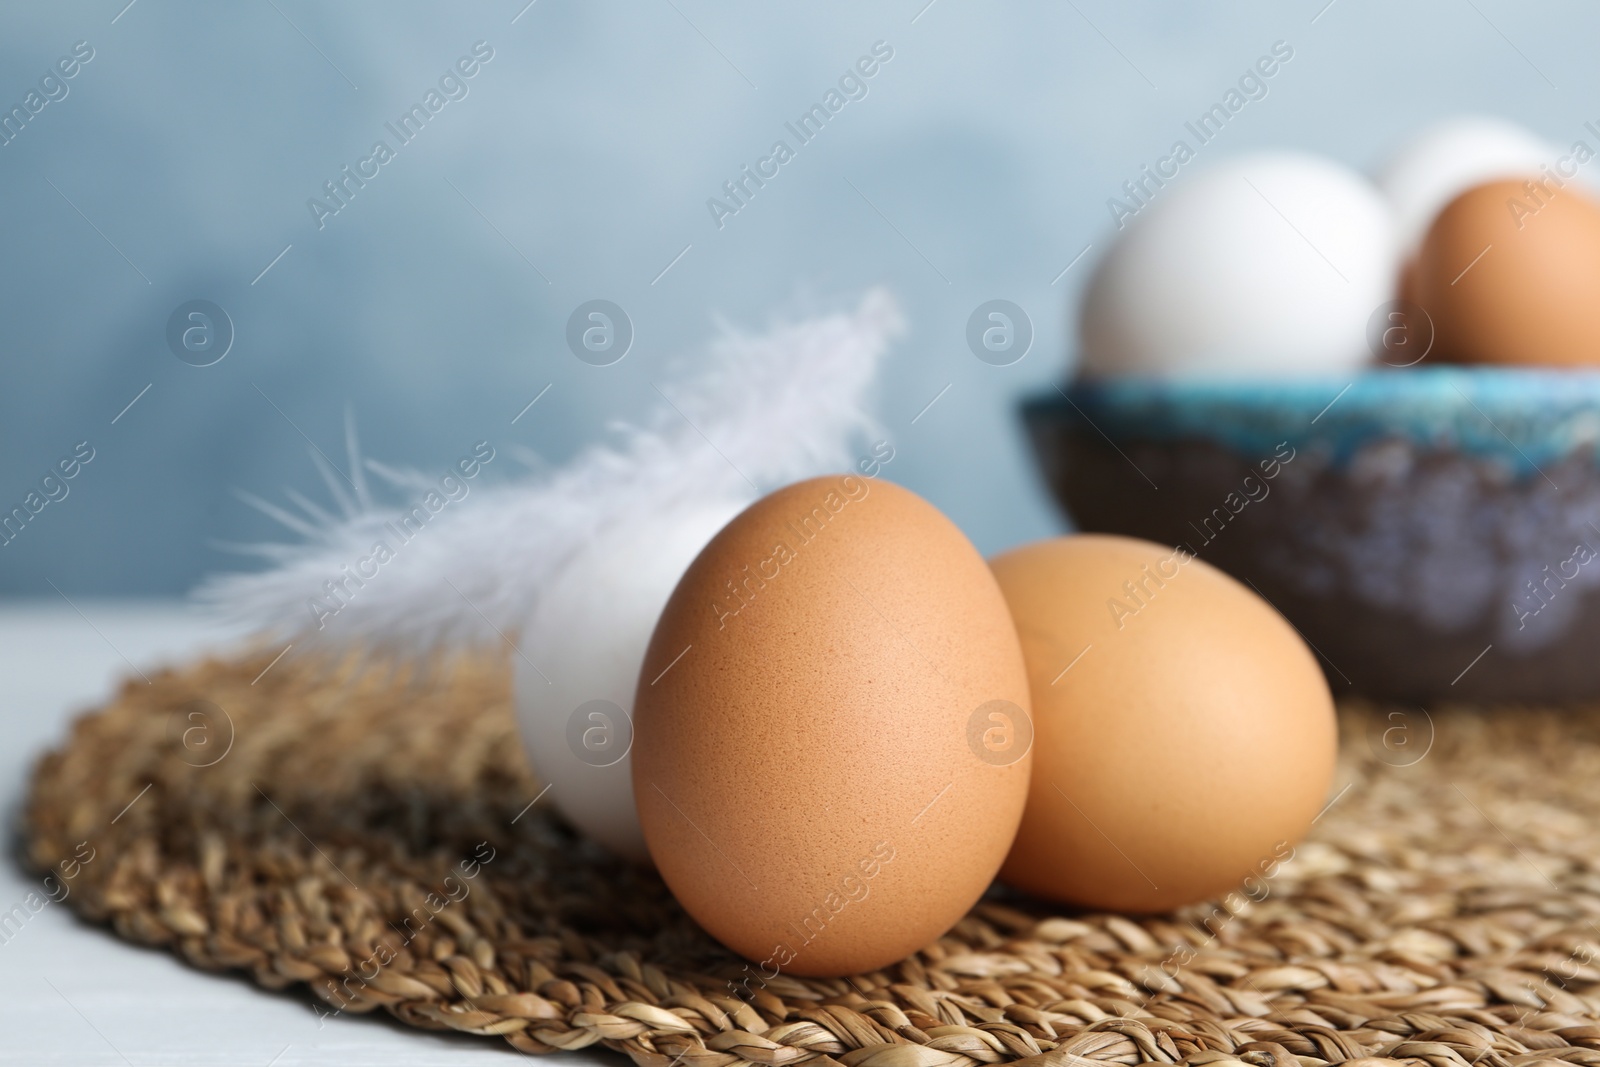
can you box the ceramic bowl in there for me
[1022,367,1600,704]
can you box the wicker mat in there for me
[23,650,1600,1067]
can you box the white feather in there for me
[194,289,904,656]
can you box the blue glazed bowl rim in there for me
[1022,366,1600,472]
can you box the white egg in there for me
[514,498,746,861]
[1079,152,1398,377]
[1378,115,1556,253]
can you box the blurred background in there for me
[2,0,1595,596]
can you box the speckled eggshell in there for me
[1414,178,1600,367]
[633,475,1032,977]
[993,535,1336,914]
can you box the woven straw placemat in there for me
[22,650,1600,1067]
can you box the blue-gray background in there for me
[1,0,1592,595]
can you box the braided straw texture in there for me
[23,650,1600,1067]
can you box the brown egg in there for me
[633,476,1031,977]
[1414,176,1600,366]
[992,535,1336,913]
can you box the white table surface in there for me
[0,600,614,1067]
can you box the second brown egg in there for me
[992,535,1336,914]
[1413,176,1600,366]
